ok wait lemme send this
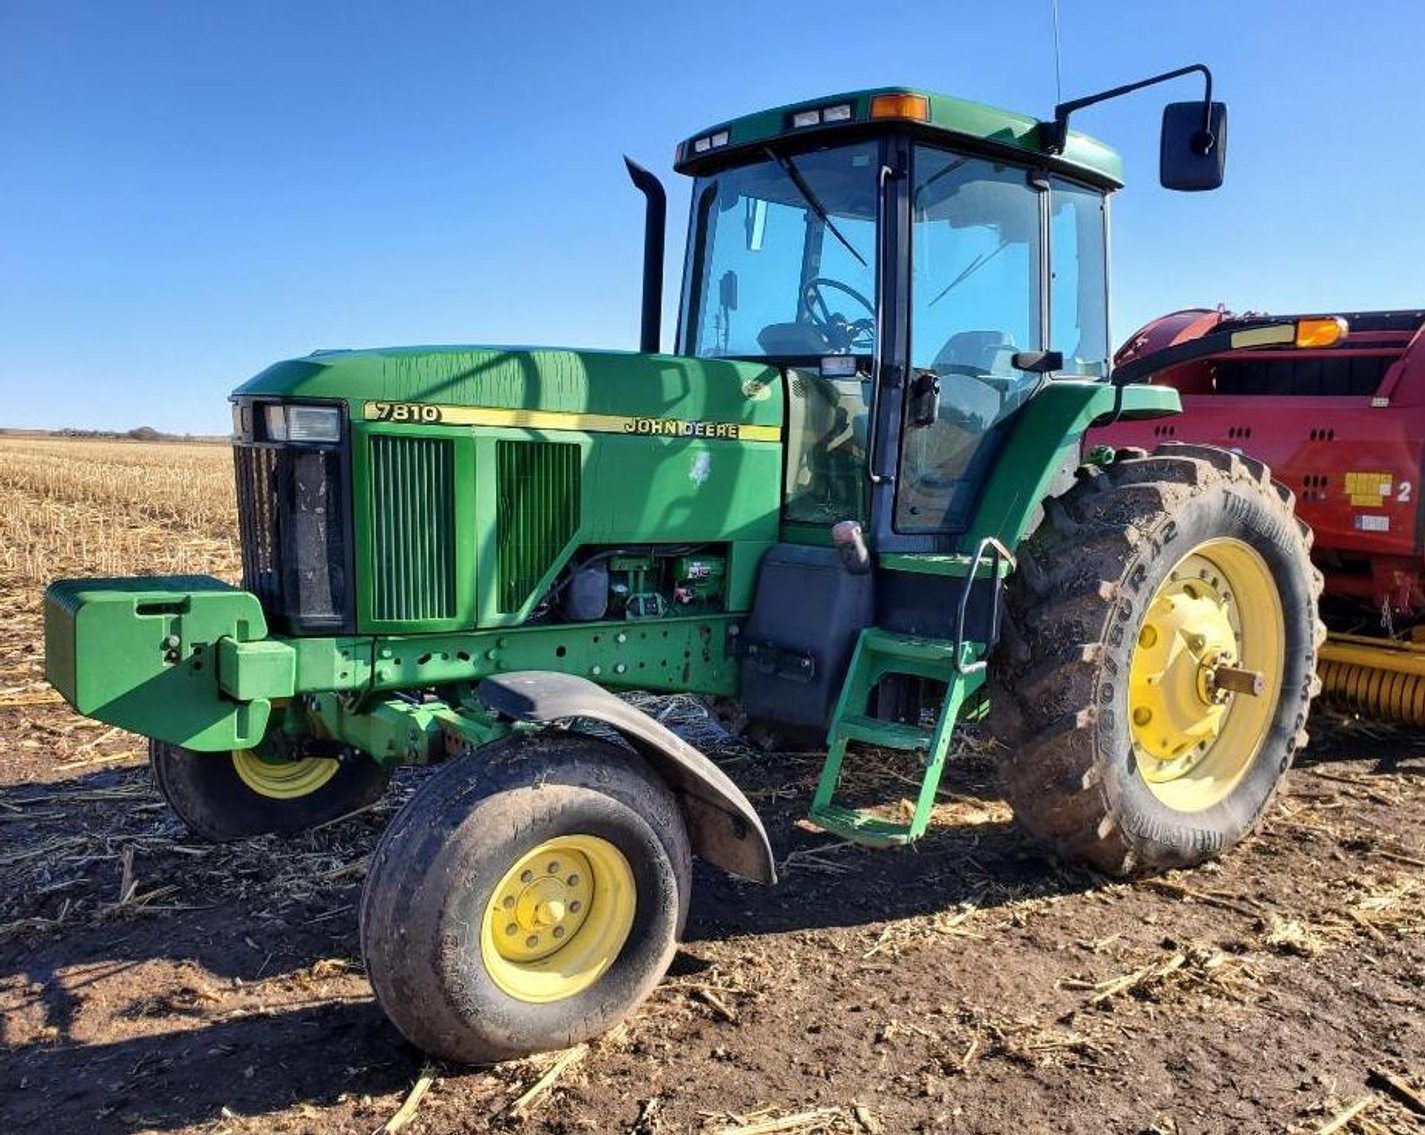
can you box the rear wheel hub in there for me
[1128,541,1284,811]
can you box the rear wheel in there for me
[360,733,690,1063]
[150,737,391,841]
[993,443,1324,875]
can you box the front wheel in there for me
[150,737,391,841]
[359,733,691,1063]
[993,443,1324,875]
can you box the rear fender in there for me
[478,671,776,884]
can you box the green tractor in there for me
[46,66,1322,1062]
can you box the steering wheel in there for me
[800,277,875,352]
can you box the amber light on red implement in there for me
[1294,317,1348,349]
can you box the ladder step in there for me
[807,803,913,848]
[833,714,934,751]
[860,628,960,665]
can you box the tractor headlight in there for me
[263,403,343,444]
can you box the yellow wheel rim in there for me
[1128,538,1284,812]
[231,748,341,800]
[479,835,636,1004]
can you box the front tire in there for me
[359,733,691,1064]
[150,738,391,841]
[993,443,1324,875]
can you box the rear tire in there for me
[360,732,691,1064]
[992,443,1324,875]
[150,738,391,841]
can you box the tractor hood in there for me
[234,346,784,437]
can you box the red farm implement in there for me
[1093,307,1425,723]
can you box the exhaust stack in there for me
[624,156,666,355]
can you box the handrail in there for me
[953,536,1016,675]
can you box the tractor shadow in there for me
[684,713,1425,944]
[0,757,1069,1132]
[683,749,1098,944]
[0,763,422,1132]
[1,998,412,1133]
[2,715,1420,1132]
[1293,709,1425,777]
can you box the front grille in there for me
[235,446,280,613]
[496,440,581,613]
[233,441,353,634]
[369,435,456,622]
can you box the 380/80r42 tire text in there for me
[359,732,691,1064]
[992,443,1324,876]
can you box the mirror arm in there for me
[1040,63,1214,155]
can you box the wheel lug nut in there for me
[520,870,534,883]
[1133,707,1152,726]
[547,862,560,874]
[569,901,582,913]
[553,927,566,939]
[506,923,518,936]
[566,874,579,887]
[526,935,539,948]
[502,896,515,910]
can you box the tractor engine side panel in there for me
[234,347,786,638]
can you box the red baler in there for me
[1093,307,1425,722]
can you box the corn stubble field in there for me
[1,435,1423,1135]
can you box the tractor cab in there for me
[672,89,1118,549]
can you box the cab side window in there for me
[1049,179,1110,378]
[897,149,1043,533]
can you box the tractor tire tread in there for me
[991,443,1324,876]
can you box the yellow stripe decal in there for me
[362,401,781,442]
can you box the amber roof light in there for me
[870,93,930,122]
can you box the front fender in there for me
[478,671,776,885]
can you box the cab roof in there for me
[675,86,1123,188]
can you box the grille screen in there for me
[369,435,457,622]
[496,441,581,613]
[233,442,351,633]
[235,446,280,612]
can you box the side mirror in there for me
[1011,349,1063,374]
[909,371,941,426]
[1161,101,1228,191]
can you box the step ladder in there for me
[809,628,987,846]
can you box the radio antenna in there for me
[1050,0,1064,105]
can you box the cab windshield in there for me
[680,137,1110,534]
[683,141,879,359]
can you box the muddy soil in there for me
[2,681,1423,1135]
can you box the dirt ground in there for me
[3,439,1424,1135]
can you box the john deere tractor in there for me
[45,66,1322,1062]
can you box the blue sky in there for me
[2,1,1419,434]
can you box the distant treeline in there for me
[0,426,228,443]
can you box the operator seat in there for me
[757,322,832,356]
[926,329,1019,437]
[932,329,1018,377]
[897,330,1032,526]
